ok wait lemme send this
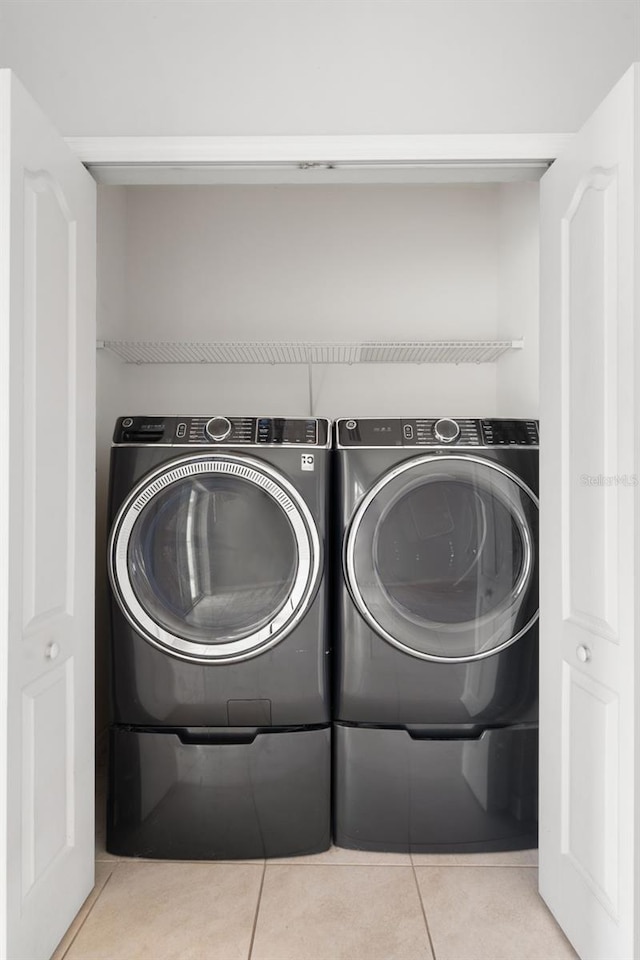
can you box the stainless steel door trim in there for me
[109,453,321,663]
[343,453,539,663]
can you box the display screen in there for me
[482,420,538,445]
[256,418,318,444]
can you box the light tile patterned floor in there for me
[52,777,578,960]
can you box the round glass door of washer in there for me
[109,454,321,663]
[344,455,538,662]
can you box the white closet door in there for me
[539,63,639,960]
[0,70,96,960]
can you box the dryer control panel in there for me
[336,418,539,447]
[114,416,330,447]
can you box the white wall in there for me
[496,182,540,417]
[95,189,128,736]
[107,183,509,417]
[121,184,500,341]
[0,1,638,137]
[116,361,499,421]
[94,351,123,736]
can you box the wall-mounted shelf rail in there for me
[97,339,524,365]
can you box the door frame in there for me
[64,133,573,185]
[73,127,640,958]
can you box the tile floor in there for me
[52,762,579,960]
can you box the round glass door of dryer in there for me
[344,455,538,662]
[109,454,321,663]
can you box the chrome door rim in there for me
[109,453,321,663]
[344,454,539,663]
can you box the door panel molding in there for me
[22,170,78,631]
[560,167,620,642]
[560,662,619,917]
[21,659,75,897]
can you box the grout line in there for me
[107,857,414,867]
[247,860,267,960]
[410,862,539,869]
[411,861,438,960]
[260,860,412,867]
[56,869,116,959]
[106,857,266,866]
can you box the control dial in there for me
[433,418,460,444]
[205,416,232,441]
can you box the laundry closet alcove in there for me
[3,63,638,960]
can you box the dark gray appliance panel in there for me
[108,725,331,859]
[110,598,329,726]
[333,447,538,725]
[333,723,537,853]
[108,444,330,726]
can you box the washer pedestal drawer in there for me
[333,722,538,853]
[107,724,331,859]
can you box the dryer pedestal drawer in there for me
[333,722,538,853]
[107,725,331,859]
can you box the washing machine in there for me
[106,414,331,859]
[333,417,539,853]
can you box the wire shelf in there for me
[98,339,523,365]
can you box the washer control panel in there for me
[114,416,329,446]
[336,418,538,447]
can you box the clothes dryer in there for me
[106,415,331,859]
[333,417,539,853]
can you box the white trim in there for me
[0,71,11,957]
[65,133,574,166]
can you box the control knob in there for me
[434,418,460,444]
[205,416,232,441]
